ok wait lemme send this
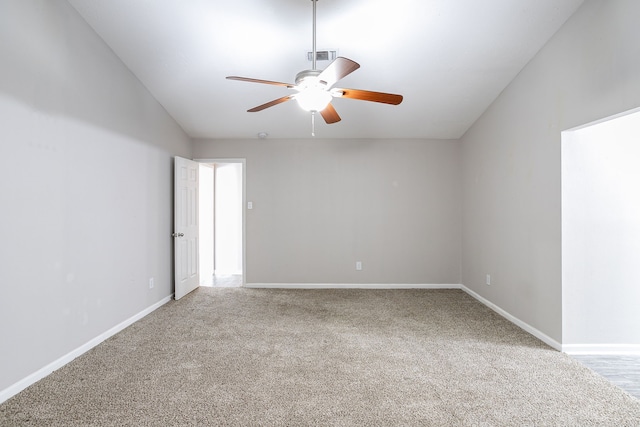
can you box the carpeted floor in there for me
[2,288,640,426]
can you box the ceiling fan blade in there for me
[227,76,295,88]
[317,57,360,88]
[247,95,295,112]
[320,103,341,124]
[336,88,403,105]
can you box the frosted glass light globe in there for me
[296,88,332,112]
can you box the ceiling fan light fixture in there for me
[296,87,332,112]
[225,0,402,131]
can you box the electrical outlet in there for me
[486,274,491,286]
[149,277,154,289]
[356,261,362,271]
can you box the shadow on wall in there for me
[0,1,188,150]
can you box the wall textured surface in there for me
[460,0,640,343]
[194,139,461,285]
[0,0,191,394]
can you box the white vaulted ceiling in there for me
[67,0,584,139]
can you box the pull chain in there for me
[311,112,316,137]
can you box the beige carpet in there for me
[2,288,639,426]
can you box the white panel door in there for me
[174,156,199,300]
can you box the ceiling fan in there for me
[226,0,403,133]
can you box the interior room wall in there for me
[0,1,191,396]
[460,0,640,345]
[562,110,640,350]
[193,139,461,285]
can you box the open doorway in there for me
[562,107,640,353]
[198,160,245,287]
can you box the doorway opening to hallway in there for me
[198,160,245,287]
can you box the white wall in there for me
[193,139,461,285]
[562,110,640,349]
[460,0,640,344]
[0,1,191,396]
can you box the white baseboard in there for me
[0,295,173,405]
[2,285,583,405]
[460,286,563,351]
[245,283,463,289]
[562,344,640,355]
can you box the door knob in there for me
[172,232,185,237]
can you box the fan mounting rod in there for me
[312,0,318,70]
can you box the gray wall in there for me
[460,0,640,344]
[0,1,191,393]
[193,139,461,285]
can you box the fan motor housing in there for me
[295,69,324,88]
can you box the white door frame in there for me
[195,158,246,285]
